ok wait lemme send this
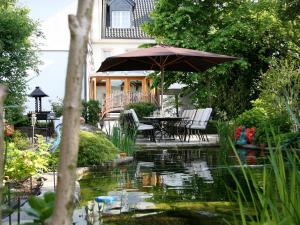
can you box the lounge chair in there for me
[187,108,212,142]
[127,109,155,142]
[177,109,197,141]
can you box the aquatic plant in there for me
[217,121,235,164]
[227,137,300,225]
[111,125,136,156]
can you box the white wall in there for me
[92,39,155,71]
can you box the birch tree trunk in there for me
[47,0,94,224]
[0,85,7,225]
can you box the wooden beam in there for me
[106,78,111,98]
[142,78,147,96]
[124,78,130,94]
[93,78,97,100]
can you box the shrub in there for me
[124,101,157,118]
[9,130,30,150]
[5,136,50,180]
[235,107,268,128]
[13,114,30,127]
[78,131,118,167]
[82,100,101,126]
[235,106,292,144]
[50,98,63,117]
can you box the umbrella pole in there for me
[175,94,179,117]
[160,67,164,113]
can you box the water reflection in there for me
[78,148,265,225]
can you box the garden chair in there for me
[127,109,155,142]
[187,108,212,142]
[177,109,197,141]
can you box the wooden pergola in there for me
[89,73,158,117]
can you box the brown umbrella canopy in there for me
[98,45,237,110]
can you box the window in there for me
[111,11,131,28]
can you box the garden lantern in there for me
[31,112,37,144]
[29,86,48,112]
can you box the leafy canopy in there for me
[0,1,40,122]
[143,0,299,119]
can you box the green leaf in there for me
[43,192,55,203]
[28,196,46,211]
[23,208,40,219]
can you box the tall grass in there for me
[217,121,236,165]
[227,136,300,225]
[111,125,137,156]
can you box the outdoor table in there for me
[144,116,183,141]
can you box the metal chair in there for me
[128,109,155,142]
[187,108,212,142]
[177,109,197,141]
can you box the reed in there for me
[111,124,137,156]
[227,135,300,225]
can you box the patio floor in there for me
[135,134,219,151]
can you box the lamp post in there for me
[31,112,37,145]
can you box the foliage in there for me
[81,100,101,126]
[22,192,55,225]
[47,150,59,171]
[279,132,300,148]
[5,135,50,180]
[217,121,236,164]
[228,140,300,225]
[124,101,157,118]
[235,106,292,144]
[50,98,63,117]
[235,107,268,129]
[9,130,30,150]
[143,0,299,119]
[13,114,30,127]
[0,1,40,123]
[233,58,298,144]
[257,58,300,127]
[78,131,118,167]
[111,124,137,156]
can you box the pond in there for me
[76,148,265,225]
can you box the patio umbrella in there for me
[97,45,237,111]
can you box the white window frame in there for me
[111,11,131,28]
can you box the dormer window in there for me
[112,11,131,28]
[106,0,135,28]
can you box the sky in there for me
[19,0,77,112]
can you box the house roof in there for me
[103,0,154,39]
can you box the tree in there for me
[143,0,299,119]
[0,85,6,225]
[0,1,40,123]
[46,0,94,224]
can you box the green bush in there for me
[5,136,50,180]
[124,101,157,118]
[10,130,30,150]
[50,98,63,117]
[235,107,268,128]
[82,100,101,126]
[13,114,30,127]
[78,131,118,167]
[235,106,292,144]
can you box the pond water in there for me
[76,148,265,225]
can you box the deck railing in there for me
[101,92,158,118]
